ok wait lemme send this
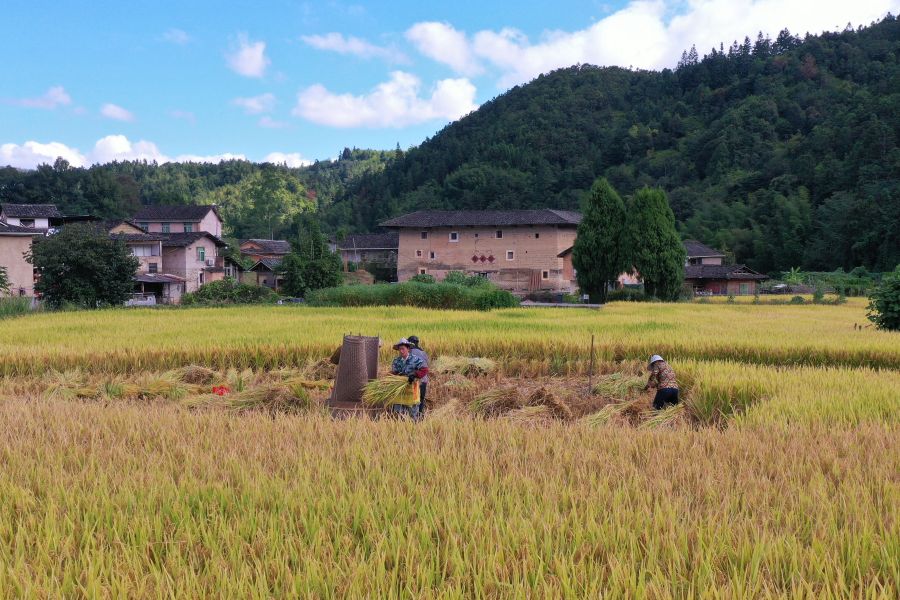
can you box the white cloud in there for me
[100,103,135,122]
[0,135,251,169]
[405,22,483,76]
[162,28,190,45]
[410,0,900,87]
[301,32,408,63]
[264,152,312,167]
[293,71,477,128]
[10,86,72,109]
[232,93,276,114]
[258,116,289,129]
[0,141,86,169]
[169,110,196,124]
[226,33,270,78]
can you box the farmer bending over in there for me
[390,338,428,419]
[407,335,429,417]
[644,354,679,410]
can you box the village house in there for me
[0,203,62,230]
[239,239,291,263]
[106,220,185,304]
[329,232,399,270]
[133,205,223,237]
[246,258,284,291]
[161,232,228,293]
[682,240,767,295]
[380,209,581,293]
[0,222,40,296]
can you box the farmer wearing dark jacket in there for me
[644,355,679,410]
[390,338,428,419]
[407,335,429,416]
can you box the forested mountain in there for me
[327,16,899,272]
[0,149,391,240]
[1,17,897,271]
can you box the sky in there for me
[2,0,898,169]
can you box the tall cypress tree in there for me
[572,178,628,303]
[627,187,685,301]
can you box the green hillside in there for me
[329,17,899,272]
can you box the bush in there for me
[0,296,35,318]
[790,296,806,305]
[867,268,900,331]
[410,273,436,284]
[181,278,278,306]
[307,281,518,310]
[606,288,649,302]
[443,271,491,287]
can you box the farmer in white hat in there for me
[390,338,428,419]
[644,354,679,410]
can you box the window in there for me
[535,233,540,239]
[148,263,158,274]
[420,231,428,239]
[740,283,750,295]
[429,251,436,260]
[20,219,35,228]
[416,250,423,257]
[161,223,170,233]
[132,245,153,257]
[449,232,459,242]
[474,233,479,238]
[496,230,503,239]
[418,268,427,275]
[138,222,149,231]
[197,246,205,262]
[541,270,549,280]
[199,272,205,285]
[506,251,515,261]
[183,223,193,233]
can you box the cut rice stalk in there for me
[581,399,641,426]
[362,375,415,407]
[639,403,687,429]
[525,386,573,420]
[469,387,520,417]
[432,356,497,377]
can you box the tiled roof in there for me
[160,232,227,247]
[334,231,399,250]
[379,209,582,228]
[240,239,292,254]
[104,219,147,232]
[133,204,220,221]
[110,233,164,242]
[134,273,185,284]
[1,203,62,218]
[683,239,725,258]
[250,258,282,271]
[0,222,42,235]
[684,264,767,281]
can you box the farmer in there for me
[644,354,679,410]
[407,335,429,416]
[390,338,428,419]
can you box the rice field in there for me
[0,301,897,597]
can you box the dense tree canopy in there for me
[572,178,628,302]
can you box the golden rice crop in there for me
[362,375,414,407]
[0,399,895,597]
[431,355,497,376]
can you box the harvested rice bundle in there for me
[135,373,187,401]
[503,404,553,424]
[525,386,573,420]
[228,383,312,414]
[432,356,497,377]
[427,398,462,419]
[362,375,415,407]
[182,393,228,411]
[177,365,217,385]
[43,370,86,400]
[283,377,331,391]
[443,376,476,390]
[639,403,687,429]
[592,373,645,400]
[303,358,336,380]
[581,399,642,426]
[469,387,521,417]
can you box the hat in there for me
[407,335,419,346]
[648,354,664,367]
[393,338,413,350]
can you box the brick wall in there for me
[396,225,577,293]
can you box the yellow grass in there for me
[0,301,896,596]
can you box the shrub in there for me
[307,281,518,310]
[443,271,491,287]
[867,268,900,331]
[0,296,34,319]
[606,288,649,302]
[790,296,806,305]
[410,273,436,284]
[181,278,278,306]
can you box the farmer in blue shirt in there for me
[390,338,428,419]
[407,335,430,417]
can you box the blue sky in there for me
[2,0,897,168]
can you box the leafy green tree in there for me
[280,216,342,297]
[626,187,685,301]
[572,178,629,303]
[28,223,139,308]
[867,267,900,331]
